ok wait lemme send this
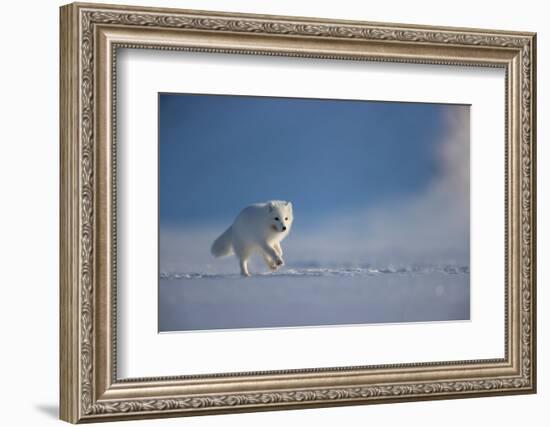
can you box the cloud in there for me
[361,107,470,263]
[285,108,470,266]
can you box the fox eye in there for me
[274,217,279,221]
[285,217,288,221]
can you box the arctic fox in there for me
[211,200,294,277]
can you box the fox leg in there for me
[273,242,283,257]
[234,242,252,277]
[261,243,284,267]
[262,252,279,271]
[239,258,251,277]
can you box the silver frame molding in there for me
[60,2,537,423]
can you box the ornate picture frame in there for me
[60,2,536,423]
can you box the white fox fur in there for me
[211,200,294,277]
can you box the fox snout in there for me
[271,222,288,232]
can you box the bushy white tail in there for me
[211,226,234,257]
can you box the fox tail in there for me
[211,226,234,257]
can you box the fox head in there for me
[268,201,293,234]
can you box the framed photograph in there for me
[60,2,537,423]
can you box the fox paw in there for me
[268,261,281,271]
[275,257,284,267]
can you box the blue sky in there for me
[159,93,469,271]
[159,93,462,228]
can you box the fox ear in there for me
[268,202,274,212]
[286,201,293,211]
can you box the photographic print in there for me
[159,93,470,332]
